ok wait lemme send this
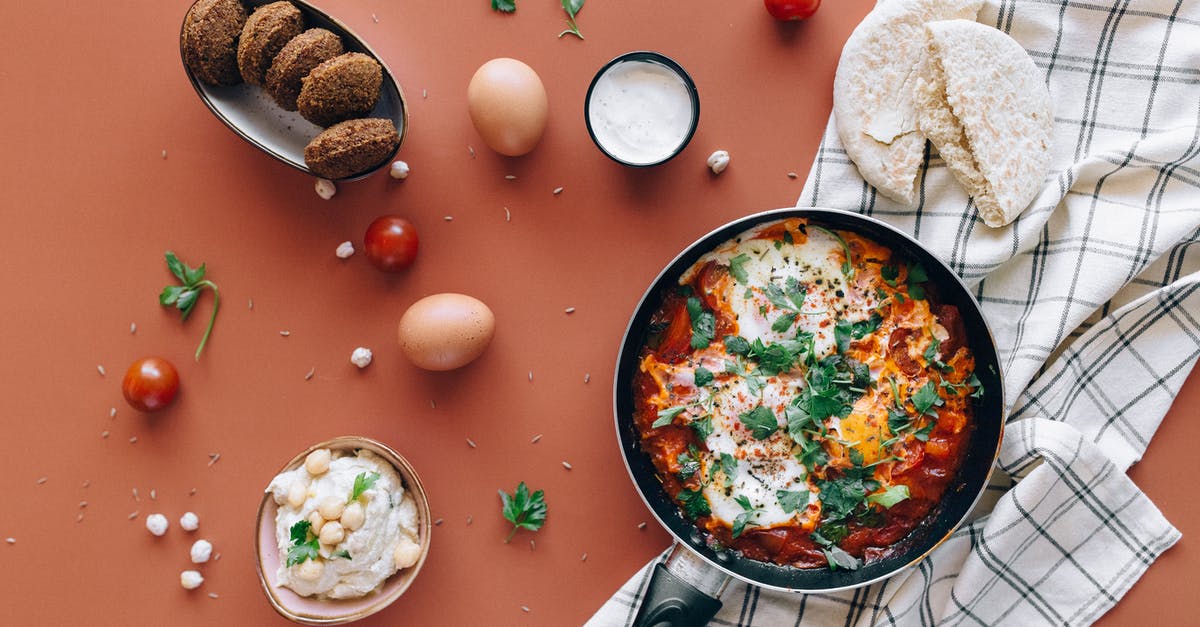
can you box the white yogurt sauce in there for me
[588,60,695,165]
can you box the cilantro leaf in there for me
[785,276,807,310]
[348,471,380,503]
[676,449,701,479]
[796,436,829,469]
[867,484,911,509]
[906,263,928,300]
[289,519,312,545]
[653,406,686,428]
[677,487,710,518]
[835,319,853,353]
[850,312,883,339]
[690,416,714,441]
[491,0,516,11]
[499,481,547,543]
[771,312,798,333]
[731,495,756,538]
[715,453,738,488]
[968,372,985,399]
[816,476,876,521]
[776,489,810,514]
[558,0,585,39]
[881,264,900,287]
[823,545,862,571]
[694,367,714,387]
[686,297,715,349]
[764,283,793,312]
[738,406,779,440]
[728,253,751,285]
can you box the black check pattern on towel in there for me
[589,1,1199,625]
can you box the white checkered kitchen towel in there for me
[589,1,1200,625]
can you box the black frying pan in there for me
[613,208,1005,626]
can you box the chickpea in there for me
[286,481,308,509]
[318,520,345,546]
[305,449,331,475]
[393,535,420,569]
[340,502,365,531]
[317,496,345,520]
[307,510,325,535]
[296,558,323,581]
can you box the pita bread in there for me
[832,0,982,205]
[914,19,1053,227]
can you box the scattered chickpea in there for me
[180,512,199,532]
[393,535,420,569]
[335,241,355,259]
[305,449,331,475]
[296,559,323,581]
[317,496,345,520]
[190,539,213,564]
[341,502,365,531]
[145,513,168,537]
[307,510,325,535]
[318,520,345,545]
[180,570,204,590]
[706,150,731,175]
[287,481,308,508]
[314,178,336,200]
[389,160,410,180]
[350,347,373,369]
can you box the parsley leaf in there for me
[728,253,751,284]
[694,367,714,387]
[867,484,911,509]
[731,495,757,538]
[676,448,701,479]
[686,297,715,349]
[691,416,714,441]
[715,452,738,488]
[286,520,321,567]
[809,226,855,279]
[834,319,853,353]
[499,481,547,543]
[796,436,829,469]
[851,312,883,339]
[159,251,221,361]
[823,545,862,571]
[906,263,928,300]
[816,475,879,521]
[490,0,516,11]
[677,487,710,518]
[968,372,985,399]
[348,471,380,503]
[881,264,900,287]
[557,0,585,39]
[332,549,352,559]
[724,335,751,355]
[776,489,810,514]
[764,283,793,312]
[739,406,779,440]
[653,406,686,428]
[910,382,943,417]
[771,312,798,333]
[785,276,807,310]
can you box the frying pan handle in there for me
[633,544,726,627]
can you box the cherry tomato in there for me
[364,216,419,272]
[122,357,180,412]
[764,0,820,21]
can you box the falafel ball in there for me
[237,1,303,87]
[304,118,400,179]
[297,52,382,127]
[181,0,247,86]
[265,29,344,111]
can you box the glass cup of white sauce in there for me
[585,51,700,167]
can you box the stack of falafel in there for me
[182,0,401,180]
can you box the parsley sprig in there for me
[286,520,321,567]
[731,495,759,538]
[558,0,585,39]
[348,472,380,504]
[686,297,715,349]
[159,251,221,361]
[490,0,515,11]
[499,481,547,543]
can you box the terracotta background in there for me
[0,1,1194,624]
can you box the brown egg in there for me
[466,58,548,157]
[398,294,495,371]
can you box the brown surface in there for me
[0,1,1192,625]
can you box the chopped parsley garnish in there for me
[332,549,352,559]
[739,405,779,440]
[690,416,714,440]
[653,406,686,428]
[714,452,737,488]
[348,472,380,503]
[286,520,321,567]
[923,335,953,372]
[686,297,715,349]
[910,382,944,417]
[676,447,701,479]
[724,335,751,356]
[906,263,929,300]
[881,264,900,287]
[694,366,714,387]
[776,489,810,514]
[731,495,758,538]
[866,484,911,509]
[728,253,751,284]
[677,488,710,518]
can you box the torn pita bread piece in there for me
[914,19,1053,228]
[832,0,982,205]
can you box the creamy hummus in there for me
[266,449,420,599]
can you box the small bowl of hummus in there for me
[255,436,431,624]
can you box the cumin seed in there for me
[130,322,137,334]
[565,307,576,314]
[129,437,137,444]
[101,431,109,439]
[35,477,47,485]
[97,365,106,376]
[584,373,590,384]
[787,172,798,179]
[81,480,90,488]
[190,488,197,496]
[76,513,84,523]
[279,330,290,337]
[528,370,533,382]
[132,488,139,501]
[422,88,428,99]
[504,175,516,181]
[530,539,535,550]
[638,522,647,530]
[208,593,219,599]
[109,407,116,418]
[79,501,88,508]
[161,150,168,159]
[5,538,14,545]
[504,206,511,222]
[468,146,476,158]
[128,511,138,520]
[521,606,530,613]
[208,453,220,467]
[371,13,378,22]
[553,186,564,195]
[581,553,588,561]
[466,438,477,448]
[248,298,254,310]
[444,216,453,221]
[562,461,573,470]
[466,515,473,525]
[150,489,157,501]
[304,367,315,381]
[434,518,444,526]
[530,434,542,444]
[431,399,437,409]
